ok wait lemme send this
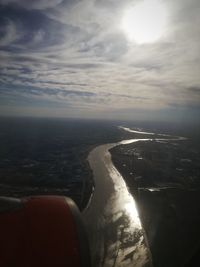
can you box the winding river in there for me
[82,127,186,267]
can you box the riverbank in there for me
[82,141,152,267]
[109,128,200,267]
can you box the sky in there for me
[0,0,200,122]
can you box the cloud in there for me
[0,0,200,121]
[0,18,19,46]
[187,87,200,94]
[0,0,64,10]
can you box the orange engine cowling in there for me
[0,196,91,267]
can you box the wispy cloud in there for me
[0,0,64,10]
[0,0,200,120]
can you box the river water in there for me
[82,127,185,267]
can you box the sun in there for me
[121,0,168,44]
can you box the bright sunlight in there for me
[121,0,168,44]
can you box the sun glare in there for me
[121,0,168,44]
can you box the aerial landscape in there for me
[1,117,200,266]
[0,0,200,266]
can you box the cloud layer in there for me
[0,0,200,121]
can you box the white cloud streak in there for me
[0,0,64,10]
[0,0,200,120]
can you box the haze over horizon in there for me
[0,0,200,123]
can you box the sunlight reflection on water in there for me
[102,144,150,267]
[85,126,185,267]
[124,201,141,228]
[103,128,186,266]
[107,157,142,229]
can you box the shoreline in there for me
[108,127,200,267]
[82,139,153,267]
[83,126,188,266]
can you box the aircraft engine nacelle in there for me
[0,196,91,267]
